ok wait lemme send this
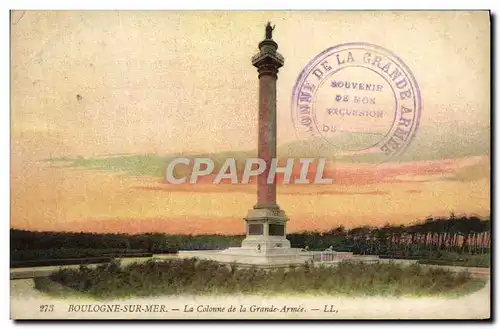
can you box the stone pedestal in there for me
[178,248,311,268]
[241,207,291,251]
[178,206,310,268]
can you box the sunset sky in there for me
[11,11,490,234]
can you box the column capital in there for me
[252,39,284,78]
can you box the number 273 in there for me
[39,305,54,312]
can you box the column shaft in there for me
[257,73,277,207]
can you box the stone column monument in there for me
[178,23,311,267]
[241,22,291,252]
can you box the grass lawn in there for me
[34,259,487,300]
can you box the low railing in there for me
[310,250,354,263]
[312,251,337,262]
[310,250,380,263]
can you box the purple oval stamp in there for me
[291,42,422,161]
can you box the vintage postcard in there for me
[10,10,491,320]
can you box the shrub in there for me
[37,259,487,300]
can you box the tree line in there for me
[11,214,490,261]
[292,214,491,257]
